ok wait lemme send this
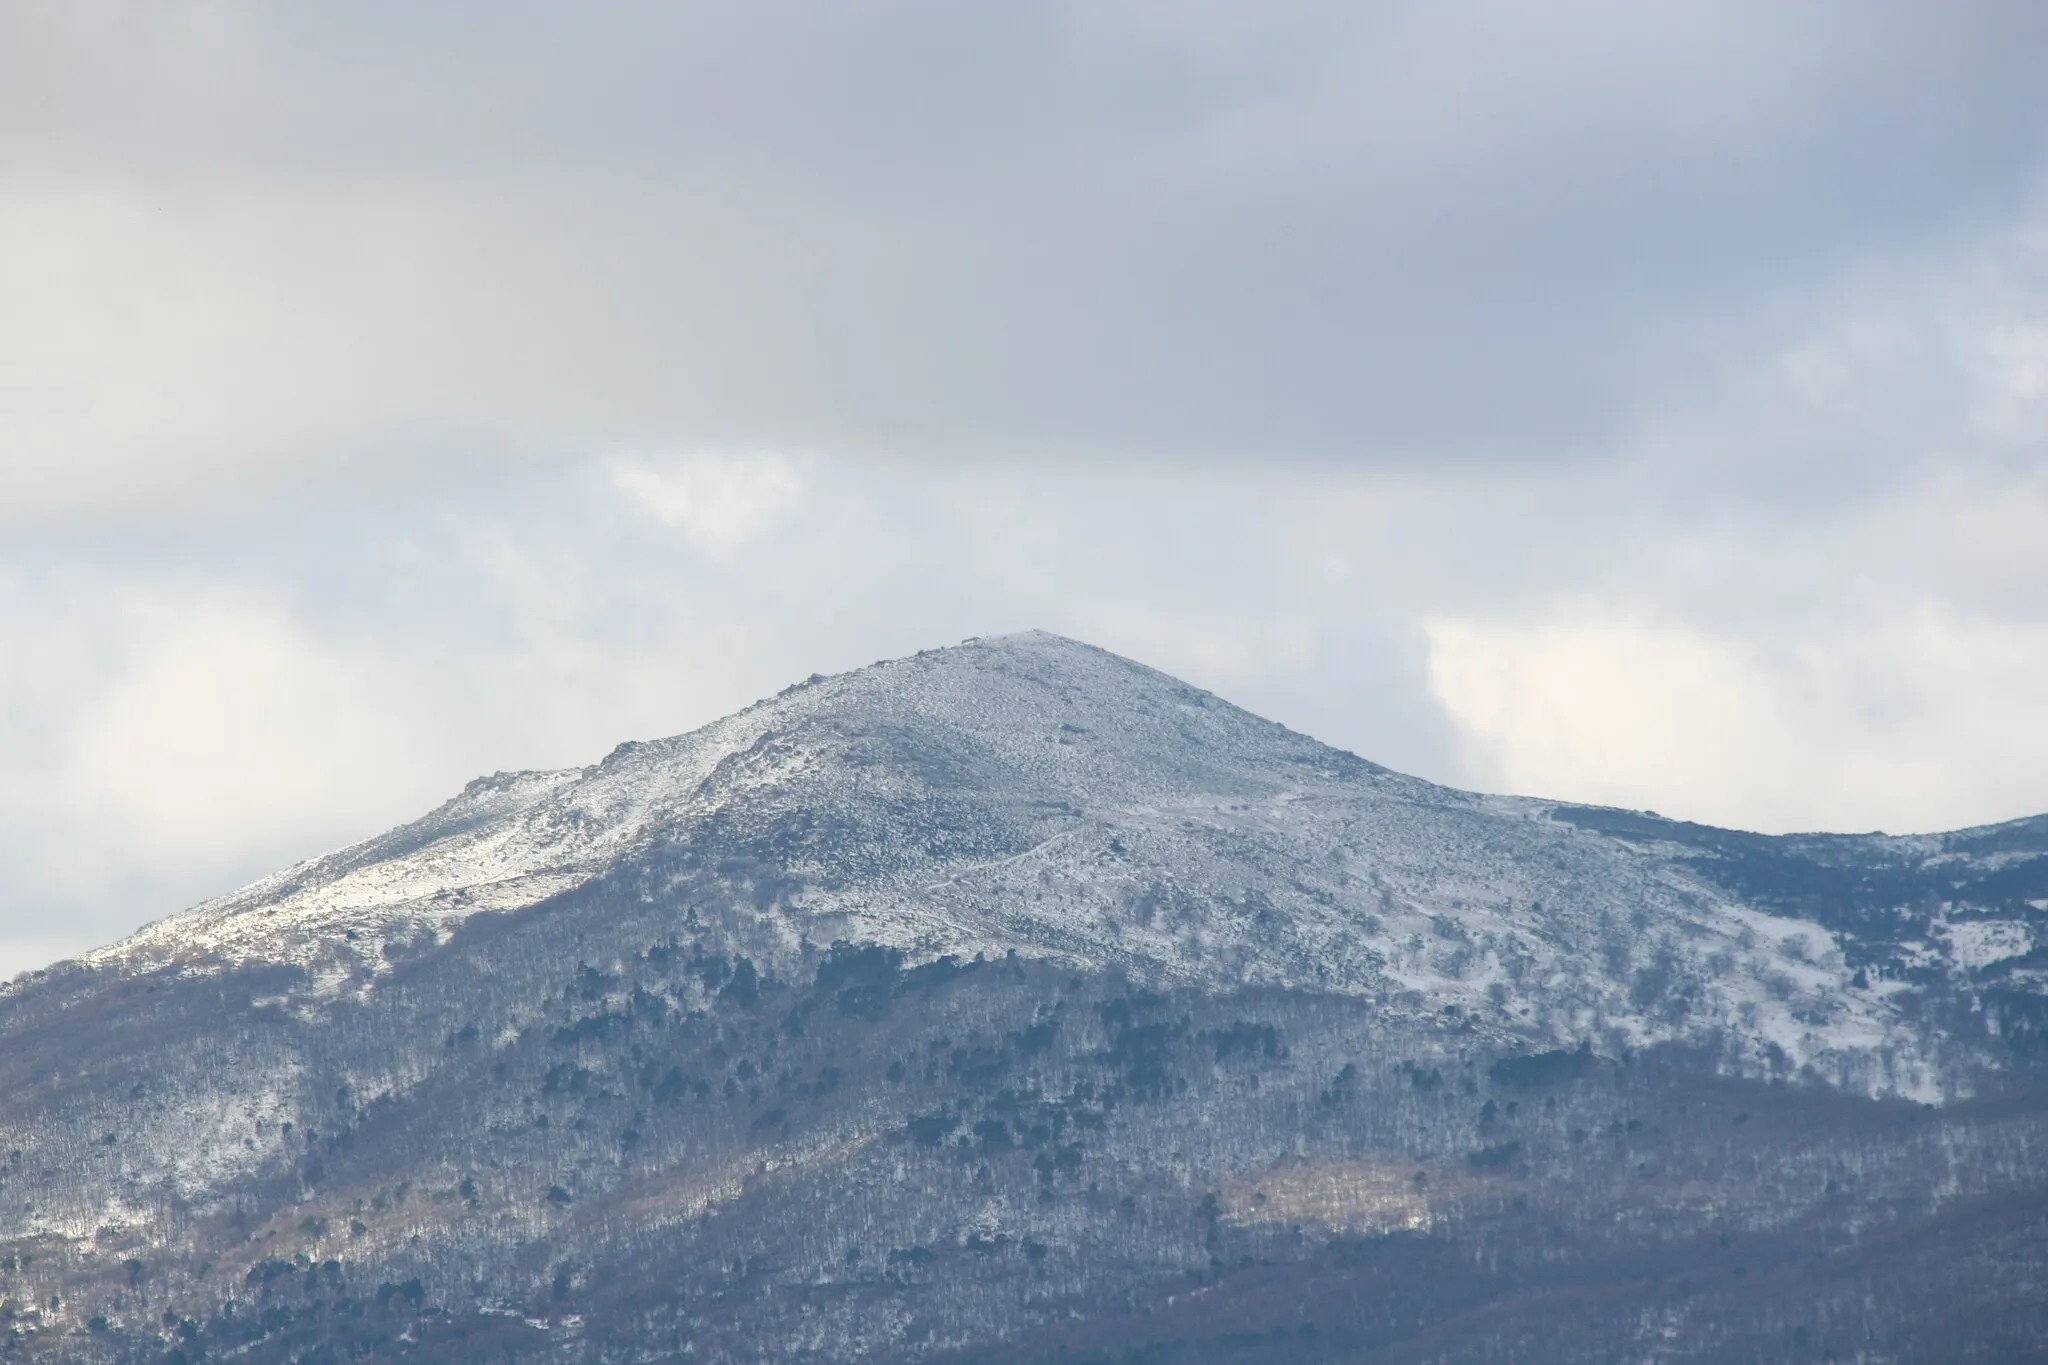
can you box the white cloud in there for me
[1409,218,2048,836]
[0,582,450,959]
[608,453,807,558]
[55,594,428,861]
[1425,607,2048,834]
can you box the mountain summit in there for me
[81,632,1985,1095]
[5,633,2047,1363]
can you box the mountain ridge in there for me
[3,631,2046,1364]
[45,630,2022,1101]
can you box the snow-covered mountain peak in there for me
[60,631,2047,1101]
[79,634,1257,967]
[10,634,2048,1364]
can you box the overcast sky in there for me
[4,1,2047,977]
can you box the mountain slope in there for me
[79,632,2004,1092]
[3,632,2045,1363]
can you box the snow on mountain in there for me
[66,632,1969,1100]
[8,633,2048,1365]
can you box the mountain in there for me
[3,631,2045,1363]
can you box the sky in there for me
[3,1,2047,977]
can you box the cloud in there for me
[1,444,2043,975]
[0,580,440,908]
[55,594,428,861]
[1425,604,2048,835]
[0,2,2045,976]
[4,2,2046,523]
[609,453,807,557]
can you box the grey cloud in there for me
[3,1,2046,521]
[2,4,2046,974]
